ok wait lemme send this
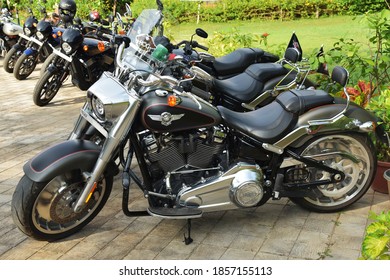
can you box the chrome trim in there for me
[359,121,375,133]
[241,90,273,111]
[29,36,43,46]
[262,143,283,154]
[18,33,31,40]
[177,163,262,212]
[80,108,108,138]
[53,48,72,62]
[146,208,203,219]
[274,126,310,149]
[73,75,141,212]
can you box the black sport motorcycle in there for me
[32,24,116,106]
[32,3,163,107]
[11,37,389,242]
[13,18,63,80]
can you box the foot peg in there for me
[147,207,202,218]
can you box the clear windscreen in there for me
[126,9,162,42]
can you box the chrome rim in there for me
[300,135,371,207]
[32,172,106,234]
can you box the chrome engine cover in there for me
[229,169,264,207]
[177,163,264,212]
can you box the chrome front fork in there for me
[73,99,141,213]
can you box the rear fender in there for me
[23,139,119,183]
[290,100,382,148]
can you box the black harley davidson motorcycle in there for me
[168,29,317,112]
[13,18,63,80]
[11,35,389,242]
[32,2,161,106]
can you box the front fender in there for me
[23,139,118,182]
[24,47,37,56]
[11,43,23,51]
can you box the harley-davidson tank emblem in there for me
[148,112,184,126]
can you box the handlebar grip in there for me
[192,41,209,51]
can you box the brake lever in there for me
[174,89,202,110]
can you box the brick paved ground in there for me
[0,57,389,260]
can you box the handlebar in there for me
[175,40,209,52]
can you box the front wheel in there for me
[33,67,67,106]
[13,52,38,80]
[40,52,56,77]
[288,133,376,212]
[11,171,113,241]
[3,47,21,73]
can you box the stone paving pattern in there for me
[0,57,389,260]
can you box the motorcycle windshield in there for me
[121,9,163,73]
[126,9,162,42]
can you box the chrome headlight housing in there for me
[61,42,73,54]
[24,27,31,36]
[87,73,136,123]
[36,31,44,40]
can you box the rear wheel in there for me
[13,52,38,80]
[33,67,67,106]
[11,171,113,241]
[288,133,376,212]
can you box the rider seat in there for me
[213,63,290,103]
[218,89,334,143]
[212,48,265,77]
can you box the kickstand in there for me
[183,219,193,245]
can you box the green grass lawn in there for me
[168,15,370,55]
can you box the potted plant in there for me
[365,89,390,194]
[361,211,390,260]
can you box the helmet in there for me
[89,11,100,22]
[58,0,76,23]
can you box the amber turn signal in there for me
[168,95,180,107]
[97,41,105,52]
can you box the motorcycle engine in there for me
[139,127,227,193]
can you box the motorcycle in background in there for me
[32,2,164,106]
[13,9,63,80]
[3,7,38,73]
[0,8,23,57]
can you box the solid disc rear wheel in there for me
[11,171,113,241]
[288,133,376,212]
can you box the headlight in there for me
[24,27,31,36]
[36,32,44,40]
[62,42,73,54]
[91,95,105,121]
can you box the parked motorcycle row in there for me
[5,0,389,244]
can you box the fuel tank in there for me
[140,91,222,133]
[2,22,22,36]
[82,37,110,56]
